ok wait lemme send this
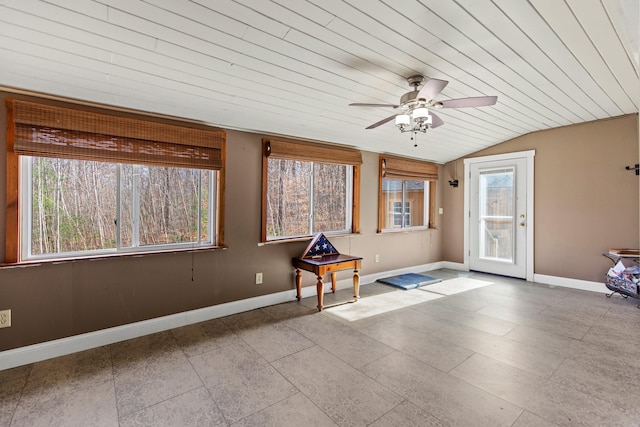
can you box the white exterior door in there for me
[465,152,534,279]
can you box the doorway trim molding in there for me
[463,150,535,282]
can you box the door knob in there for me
[519,222,525,227]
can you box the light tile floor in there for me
[2,269,640,426]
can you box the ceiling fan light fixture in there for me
[395,114,411,129]
[412,107,430,119]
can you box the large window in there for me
[5,98,225,263]
[262,139,361,241]
[22,158,215,259]
[378,155,437,232]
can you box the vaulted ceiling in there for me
[1,0,638,163]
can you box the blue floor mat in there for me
[377,273,442,290]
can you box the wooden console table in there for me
[292,254,362,311]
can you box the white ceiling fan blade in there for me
[349,103,399,108]
[430,112,445,128]
[440,96,497,108]
[365,114,398,129]
[417,78,448,101]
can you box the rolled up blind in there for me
[380,155,438,180]
[8,99,225,170]
[264,138,362,166]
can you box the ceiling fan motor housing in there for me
[400,90,421,106]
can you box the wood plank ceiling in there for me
[1,0,638,163]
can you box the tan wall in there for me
[442,159,465,263]
[442,114,640,282]
[0,92,444,351]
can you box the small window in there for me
[382,179,428,229]
[262,139,361,241]
[378,155,437,232]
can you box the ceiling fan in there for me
[349,75,497,134]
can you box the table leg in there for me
[295,269,302,301]
[353,269,360,300]
[330,272,337,293]
[316,275,324,311]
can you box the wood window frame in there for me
[378,155,438,233]
[261,138,362,242]
[5,97,226,264]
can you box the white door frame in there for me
[463,150,535,282]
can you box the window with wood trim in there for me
[378,155,437,232]
[5,99,226,262]
[262,139,361,241]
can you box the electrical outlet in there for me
[0,309,11,328]
[375,254,380,263]
[255,272,263,285]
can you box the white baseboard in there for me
[4,263,599,371]
[533,274,607,293]
[0,289,300,371]
[359,261,452,284]
[323,261,452,293]
[1,261,449,370]
[439,261,467,271]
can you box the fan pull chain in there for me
[411,131,418,147]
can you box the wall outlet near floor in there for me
[255,272,263,285]
[375,254,380,263]
[0,309,11,328]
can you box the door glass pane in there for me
[479,168,514,262]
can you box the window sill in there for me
[377,227,437,234]
[258,232,360,246]
[0,245,228,269]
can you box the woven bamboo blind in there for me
[264,139,362,165]
[8,99,225,170]
[380,155,438,180]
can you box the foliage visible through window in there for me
[24,156,215,259]
[382,179,428,229]
[266,158,351,240]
